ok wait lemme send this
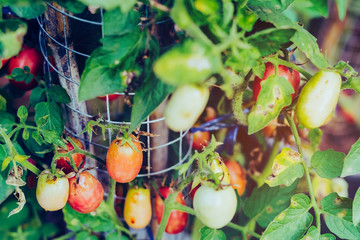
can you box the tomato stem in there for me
[107,178,116,204]
[265,58,313,80]
[227,222,261,239]
[284,113,322,233]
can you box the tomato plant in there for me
[68,171,104,213]
[164,84,210,132]
[36,170,69,211]
[124,187,152,229]
[7,46,44,91]
[296,70,341,129]
[193,185,237,229]
[56,137,85,173]
[253,62,300,102]
[106,135,143,183]
[155,187,188,234]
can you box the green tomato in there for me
[193,185,237,229]
[36,170,69,211]
[165,84,209,132]
[296,70,341,129]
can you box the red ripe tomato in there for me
[253,62,300,102]
[68,171,104,213]
[155,187,188,234]
[225,160,247,196]
[124,187,152,229]
[192,130,210,151]
[7,47,44,91]
[106,135,143,183]
[97,94,121,101]
[56,137,85,174]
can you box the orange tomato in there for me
[106,135,143,183]
[124,187,152,229]
[225,160,246,196]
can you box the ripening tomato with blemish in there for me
[36,170,69,211]
[155,187,188,234]
[253,62,300,102]
[68,171,104,213]
[124,187,152,229]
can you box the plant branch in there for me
[284,113,321,232]
[227,222,261,239]
[265,57,313,80]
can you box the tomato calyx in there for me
[114,131,142,154]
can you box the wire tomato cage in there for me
[36,3,192,183]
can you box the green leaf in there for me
[34,102,64,136]
[153,40,222,86]
[29,87,46,107]
[129,74,175,133]
[63,203,115,233]
[248,28,296,57]
[22,128,29,140]
[6,66,34,84]
[321,192,360,239]
[265,148,303,187]
[0,111,16,134]
[103,9,140,36]
[1,157,11,171]
[36,115,49,128]
[248,75,293,134]
[200,226,226,240]
[353,187,360,226]
[301,226,336,240]
[48,85,71,104]
[75,231,98,240]
[0,19,27,59]
[308,0,329,18]
[311,149,345,179]
[257,13,328,69]
[53,0,86,14]
[9,3,46,19]
[335,0,347,20]
[341,138,360,177]
[31,130,44,146]
[17,105,28,123]
[308,128,323,151]
[0,95,6,111]
[236,7,258,32]
[247,0,295,16]
[244,180,298,228]
[261,194,312,240]
[0,145,14,203]
[14,154,29,162]
[78,31,145,101]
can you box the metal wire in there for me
[38,3,191,180]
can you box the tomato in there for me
[68,171,104,213]
[204,106,217,122]
[56,137,85,174]
[36,170,69,211]
[106,135,143,183]
[225,160,247,196]
[193,185,237,229]
[97,94,121,101]
[191,129,210,151]
[253,62,300,102]
[124,187,152,229]
[155,187,188,234]
[209,158,231,184]
[7,47,44,91]
[165,84,210,132]
[296,70,341,129]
